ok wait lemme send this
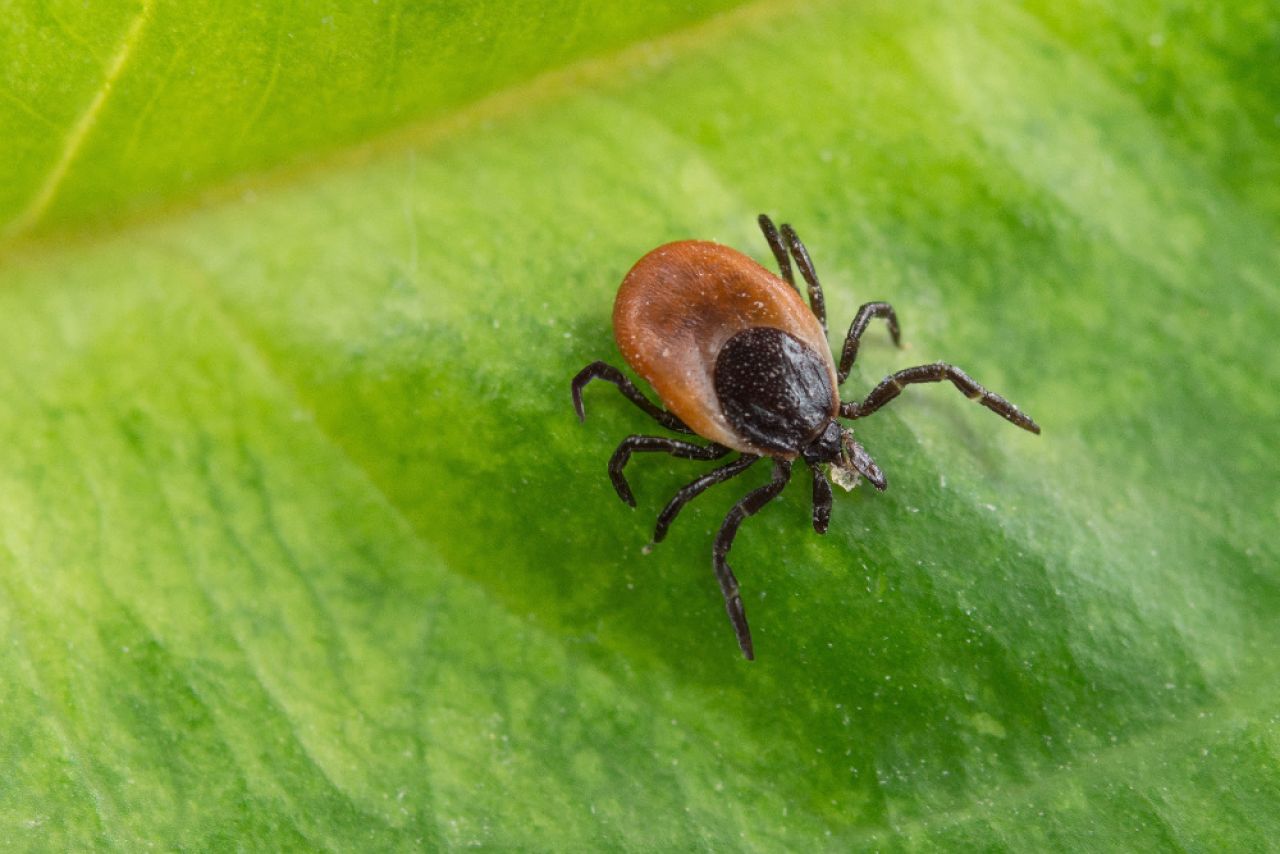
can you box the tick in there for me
[571,215,1040,660]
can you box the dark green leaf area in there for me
[0,0,746,234]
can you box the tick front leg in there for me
[608,436,731,507]
[712,459,792,660]
[837,302,902,383]
[571,361,691,434]
[808,462,832,534]
[840,362,1041,434]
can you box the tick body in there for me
[572,216,1040,660]
[614,241,836,456]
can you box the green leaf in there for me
[3,0,1279,848]
[0,0,744,237]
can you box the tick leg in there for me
[713,459,793,660]
[757,214,796,288]
[652,455,759,544]
[780,223,827,334]
[840,362,1041,434]
[808,461,832,534]
[609,436,731,507]
[572,361,691,434]
[837,302,902,383]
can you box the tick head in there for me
[806,424,887,493]
[800,420,844,467]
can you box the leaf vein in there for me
[2,0,155,240]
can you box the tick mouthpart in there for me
[840,430,888,492]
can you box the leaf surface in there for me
[2,0,1279,848]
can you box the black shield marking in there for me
[714,327,834,454]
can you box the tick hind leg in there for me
[608,436,731,507]
[840,362,1041,434]
[757,215,825,332]
[652,455,759,544]
[713,459,793,660]
[572,361,691,434]
[757,215,795,289]
[780,223,827,334]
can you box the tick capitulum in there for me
[571,214,1040,660]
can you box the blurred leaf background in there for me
[2,0,1278,848]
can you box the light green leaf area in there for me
[3,0,1279,849]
